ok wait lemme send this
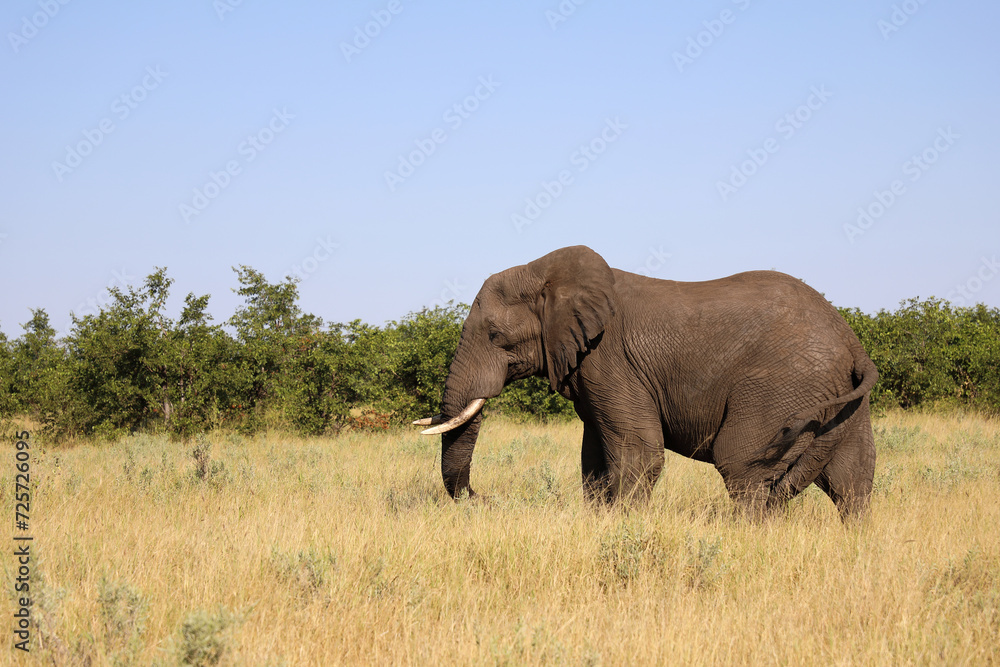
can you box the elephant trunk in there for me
[437,321,506,498]
[440,412,483,498]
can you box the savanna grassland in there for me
[4,411,999,665]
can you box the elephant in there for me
[414,246,878,519]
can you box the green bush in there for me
[0,325,18,418]
[173,606,242,666]
[490,375,575,421]
[840,299,1000,412]
[5,310,70,423]
[2,266,998,442]
[57,270,244,438]
[97,577,146,665]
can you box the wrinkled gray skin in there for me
[434,246,878,518]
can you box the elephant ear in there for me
[533,246,616,393]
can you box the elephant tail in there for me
[754,345,879,497]
[789,345,878,425]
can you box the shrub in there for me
[840,299,1000,412]
[174,607,242,666]
[4,266,999,443]
[97,577,146,665]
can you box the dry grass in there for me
[3,411,999,665]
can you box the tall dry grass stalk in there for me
[3,411,998,665]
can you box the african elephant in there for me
[414,246,878,519]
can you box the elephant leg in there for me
[712,402,812,518]
[616,427,666,505]
[581,409,664,505]
[814,400,876,520]
[581,422,609,503]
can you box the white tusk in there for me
[412,414,443,426]
[420,398,486,435]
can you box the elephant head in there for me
[414,245,616,499]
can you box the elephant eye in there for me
[489,329,508,347]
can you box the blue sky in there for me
[2,1,998,337]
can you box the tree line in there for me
[1,268,997,440]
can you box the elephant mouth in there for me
[412,398,486,435]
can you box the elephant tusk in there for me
[420,398,486,435]
[412,414,443,426]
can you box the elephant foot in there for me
[452,488,494,507]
